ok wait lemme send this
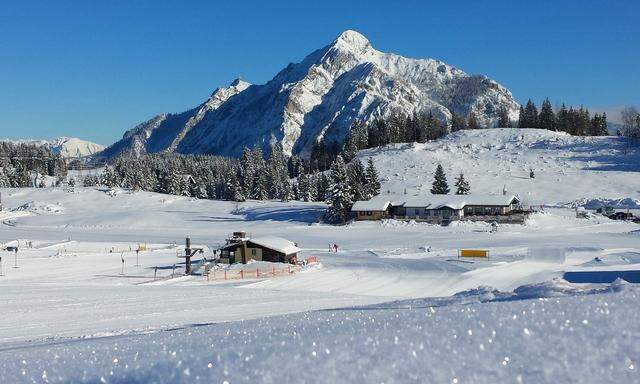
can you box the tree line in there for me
[85,144,381,209]
[0,142,67,187]
[517,98,608,136]
[312,112,449,171]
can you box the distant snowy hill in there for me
[361,128,640,207]
[2,137,104,158]
[100,30,519,160]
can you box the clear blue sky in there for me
[1,0,638,144]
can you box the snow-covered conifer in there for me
[252,172,269,200]
[497,107,511,128]
[539,98,556,131]
[348,158,367,201]
[430,164,450,194]
[454,173,470,195]
[364,158,381,198]
[326,155,353,223]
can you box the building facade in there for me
[352,194,525,224]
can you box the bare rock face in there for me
[100,30,519,159]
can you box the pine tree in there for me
[523,99,539,128]
[497,107,511,128]
[326,155,354,223]
[450,111,468,132]
[315,172,330,202]
[11,163,31,187]
[252,172,268,200]
[556,104,569,133]
[102,166,118,188]
[348,158,367,201]
[599,112,609,136]
[539,98,556,131]
[229,174,245,202]
[297,173,311,202]
[454,173,470,195]
[430,164,450,194]
[517,105,526,128]
[0,168,10,188]
[364,158,381,198]
[467,113,480,130]
[280,178,293,202]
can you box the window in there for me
[367,211,373,216]
[251,249,257,256]
[414,209,420,216]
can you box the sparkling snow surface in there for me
[1,284,638,383]
[0,129,639,383]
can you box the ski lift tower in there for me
[179,236,203,275]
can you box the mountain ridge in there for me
[100,30,520,160]
[2,137,104,158]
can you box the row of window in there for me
[359,206,508,217]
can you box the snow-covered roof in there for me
[352,194,519,211]
[248,236,300,255]
[402,195,467,210]
[463,194,520,206]
[351,200,391,211]
[403,194,518,208]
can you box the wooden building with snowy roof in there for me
[218,232,300,264]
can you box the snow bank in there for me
[14,201,64,215]
[569,197,640,210]
[1,282,638,384]
[526,247,567,263]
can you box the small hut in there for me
[218,232,300,264]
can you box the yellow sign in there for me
[460,249,489,258]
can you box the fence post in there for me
[240,270,243,279]
[272,267,275,277]
[256,268,259,278]
[224,270,227,280]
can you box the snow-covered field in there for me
[0,129,639,383]
[364,128,640,207]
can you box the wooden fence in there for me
[205,265,301,281]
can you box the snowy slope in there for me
[100,30,519,159]
[361,128,640,207]
[1,137,104,158]
[0,185,638,382]
[2,283,638,384]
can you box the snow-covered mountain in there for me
[101,30,520,160]
[2,137,105,158]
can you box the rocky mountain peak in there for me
[98,31,520,160]
[333,30,371,52]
